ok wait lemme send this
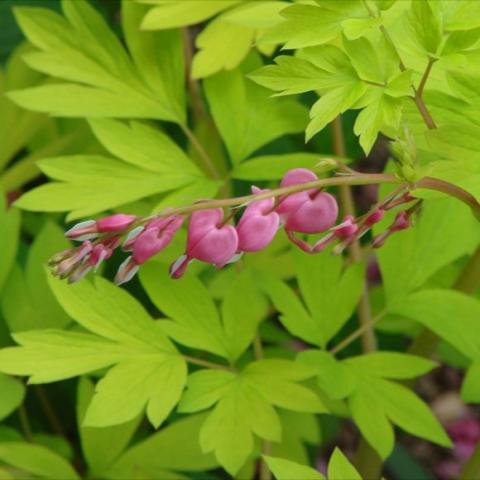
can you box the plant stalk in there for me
[252,335,271,480]
[332,117,377,353]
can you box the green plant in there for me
[1,1,480,479]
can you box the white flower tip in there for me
[114,256,139,285]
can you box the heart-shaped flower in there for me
[276,168,338,234]
[115,215,184,284]
[170,209,238,278]
[237,187,280,252]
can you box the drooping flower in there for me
[66,214,137,241]
[277,168,338,234]
[170,209,238,278]
[236,187,280,252]
[115,215,184,285]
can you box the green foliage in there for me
[0,275,187,429]
[299,350,450,459]
[180,359,325,475]
[265,447,362,480]
[262,250,364,348]
[1,0,480,478]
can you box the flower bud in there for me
[66,214,136,241]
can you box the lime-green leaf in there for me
[461,362,480,403]
[373,378,451,448]
[0,442,79,480]
[192,19,253,79]
[349,386,395,460]
[0,374,25,421]
[139,264,229,358]
[391,289,480,360]
[260,273,318,346]
[328,448,361,480]
[88,119,200,175]
[249,55,333,96]
[204,54,308,164]
[245,360,326,413]
[426,124,480,162]
[294,250,365,346]
[297,350,357,400]
[77,377,140,475]
[306,82,367,141]
[259,4,343,49]
[83,357,187,428]
[221,269,267,361]
[0,196,20,293]
[264,456,325,480]
[140,1,239,30]
[122,2,185,122]
[178,370,236,413]
[15,155,195,218]
[11,2,185,123]
[232,153,327,181]
[105,414,218,477]
[377,198,480,305]
[48,276,174,351]
[2,222,71,332]
[344,352,437,379]
[199,385,255,475]
[408,0,443,54]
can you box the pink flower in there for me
[54,241,93,277]
[115,216,184,285]
[312,215,359,253]
[170,209,238,278]
[365,208,385,226]
[66,214,137,241]
[276,169,338,235]
[236,187,280,252]
[372,211,411,248]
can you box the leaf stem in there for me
[416,57,436,99]
[252,335,272,480]
[362,2,438,130]
[330,311,386,355]
[183,354,234,372]
[139,173,480,226]
[18,404,33,442]
[180,124,220,180]
[33,386,65,438]
[332,117,377,353]
[147,173,399,221]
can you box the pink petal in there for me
[284,192,338,234]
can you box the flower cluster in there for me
[49,169,418,284]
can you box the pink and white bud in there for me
[114,256,140,285]
[372,211,411,248]
[55,241,93,277]
[365,208,385,226]
[170,209,238,279]
[237,189,280,252]
[88,237,120,271]
[66,214,137,241]
[114,216,184,285]
[390,211,411,231]
[331,215,358,237]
